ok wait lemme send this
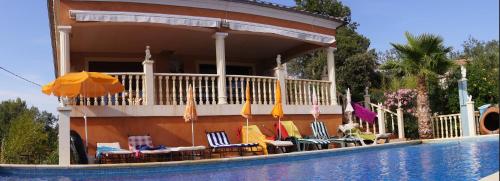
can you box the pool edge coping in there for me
[0,140,422,169]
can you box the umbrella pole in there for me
[84,113,88,153]
[191,119,195,147]
[246,118,249,144]
[278,118,281,141]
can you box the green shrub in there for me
[0,112,49,164]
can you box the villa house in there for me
[48,0,347,163]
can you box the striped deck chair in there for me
[311,121,359,147]
[206,131,260,158]
[281,121,330,151]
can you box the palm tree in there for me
[388,32,452,139]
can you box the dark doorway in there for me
[88,61,143,72]
[199,64,253,75]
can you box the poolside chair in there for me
[128,135,172,161]
[206,131,261,158]
[339,123,392,146]
[281,121,331,151]
[241,125,294,154]
[128,135,206,161]
[96,142,135,164]
[310,121,359,147]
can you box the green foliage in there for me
[294,0,352,23]
[337,50,379,99]
[1,112,49,164]
[389,32,452,79]
[0,98,58,164]
[462,38,499,107]
[287,0,378,101]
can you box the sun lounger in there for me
[338,123,392,146]
[96,142,134,164]
[128,135,207,161]
[206,131,260,158]
[281,121,331,151]
[311,121,359,147]
[242,125,294,154]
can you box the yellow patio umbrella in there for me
[240,82,252,143]
[271,80,284,140]
[42,71,124,98]
[42,71,124,151]
[183,84,198,146]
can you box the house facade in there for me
[48,0,346,164]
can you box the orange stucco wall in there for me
[58,0,336,36]
[71,114,342,156]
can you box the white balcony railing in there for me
[285,79,332,105]
[155,73,219,105]
[226,75,277,105]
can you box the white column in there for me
[465,96,477,136]
[58,106,72,166]
[143,60,155,105]
[326,47,338,105]
[274,55,287,105]
[397,103,405,139]
[58,26,71,76]
[214,32,228,104]
[377,103,386,134]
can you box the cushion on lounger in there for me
[128,135,154,151]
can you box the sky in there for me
[0,1,498,114]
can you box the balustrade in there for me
[285,79,331,105]
[226,75,277,105]
[155,73,218,105]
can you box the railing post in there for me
[465,96,477,136]
[58,106,71,166]
[143,46,155,105]
[214,32,228,104]
[275,55,287,105]
[326,47,338,105]
[397,102,405,139]
[377,103,386,134]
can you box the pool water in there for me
[1,137,498,181]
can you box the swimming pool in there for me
[1,136,498,180]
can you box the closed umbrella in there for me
[271,80,284,140]
[240,82,252,143]
[183,84,198,146]
[42,71,124,151]
[345,88,354,124]
[311,86,320,122]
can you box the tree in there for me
[288,0,377,101]
[462,38,499,107]
[384,32,452,139]
[0,98,58,164]
[1,111,49,164]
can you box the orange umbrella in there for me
[183,84,198,146]
[41,71,124,151]
[42,71,124,98]
[241,82,252,143]
[271,80,284,140]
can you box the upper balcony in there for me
[50,3,343,117]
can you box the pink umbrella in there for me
[311,87,320,122]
